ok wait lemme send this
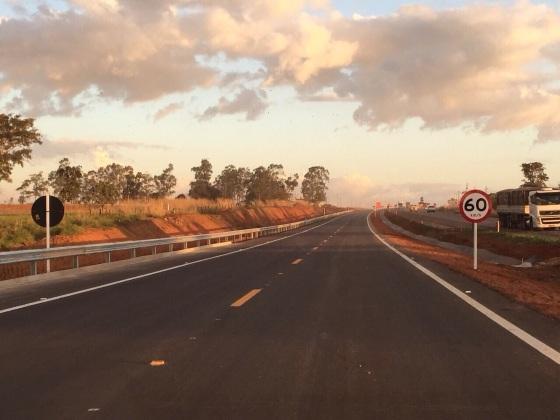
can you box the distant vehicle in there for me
[409,204,418,212]
[496,187,560,229]
[426,204,436,213]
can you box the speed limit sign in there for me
[459,189,493,270]
[459,190,492,223]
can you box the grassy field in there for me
[385,212,560,262]
[0,198,306,250]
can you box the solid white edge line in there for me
[0,215,346,316]
[366,212,560,366]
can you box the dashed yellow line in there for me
[230,289,262,307]
[291,258,304,265]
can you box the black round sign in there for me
[31,196,65,228]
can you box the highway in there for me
[0,211,559,419]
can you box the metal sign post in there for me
[31,195,65,274]
[473,223,478,270]
[459,189,492,270]
[46,192,50,273]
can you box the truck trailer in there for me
[496,187,560,229]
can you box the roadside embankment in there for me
[370,212,560,320]
[0,201,340,280]
[384,211,560,264]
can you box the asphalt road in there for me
[0,211,559,419]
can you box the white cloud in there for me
[153,101,184,121]
[1,1,560,141]
[329,174,461,207]
[198,88,268,121]
[93,146,112,168]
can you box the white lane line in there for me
[366,213,560,366]
[0,216,346,316]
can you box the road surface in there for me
[0,211,558,419]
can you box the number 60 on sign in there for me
[459,190,492,223]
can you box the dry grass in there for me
[0,198,308,217]
[0,198,237,217]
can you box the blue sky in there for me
[1,0,560,206]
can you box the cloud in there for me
[153,101,184,121]
[33,139,169,161]
[1,1,560,141]
[323,2,560,141]
[329,174,461,207]
[198,88,268,121]
[0,3,214,115]
[93,146,112,167]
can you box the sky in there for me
[1,0,560,207]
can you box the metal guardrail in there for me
[0,210,351,276]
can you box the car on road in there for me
[426,204,436,213]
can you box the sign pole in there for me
[46,192,50,273]
[459,189,492,272]
[473,222,478,270]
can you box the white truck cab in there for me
[497,187,560,229]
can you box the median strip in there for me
[230,289,262,307]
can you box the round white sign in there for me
[459,189,492,223]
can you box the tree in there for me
[153,163,177,198]
[214,165,251,203]
[301,166,330,203]
[284,174,299,198]
[16,172,49,203]
[245,164,291,202]
[48,158,83,203]
[0,114,42,182]
[521,162,549,187]
[81,163,131,212]
[123,169,154,200]
[189,159,219,199]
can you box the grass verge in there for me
[385,212,560,262]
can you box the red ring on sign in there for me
[459,189,493,223]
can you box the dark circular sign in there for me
[31,196,65,228]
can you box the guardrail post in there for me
[131,248,136,258]
[72,255,79,269]
[30,261,37,276]
[169,244,173,252]
[105,252,111,263]
[152,246,156,255]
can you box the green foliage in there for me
[521,162,549,187]
[124,170,154,200]
[16,172,49,203]
[0,113,42,183]
[48,158,83,203]
[153,163,177,198]
[214,165,251,203]
[301,166,330,203]
[245,164,293,202]
[189,159,220,199]
[0,213,143,250]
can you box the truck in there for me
[496,187,560,229]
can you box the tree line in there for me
[186,159,329,204]
[1,114,330,208]
[14,158,329,207]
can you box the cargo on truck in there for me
[496,187,560,229]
